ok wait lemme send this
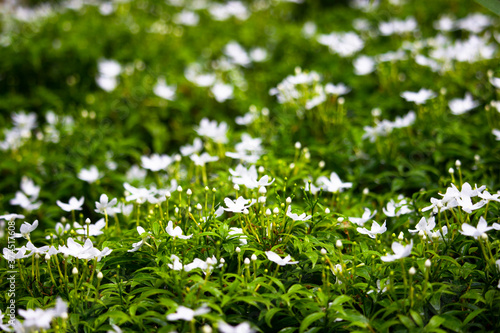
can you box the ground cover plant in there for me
[1,0,500,332]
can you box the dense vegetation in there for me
[1,0,500,332]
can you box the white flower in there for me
[317,172,352,193]
[286,206,312,221]
[317,31,364,57]
[449,93,479,115]
[174,10,199,26]
[96,59,121,92]
[401,89,436,105]
[408,216,437,236]
[196,118,229,143]
[224,41,251,67]
[493,129,500,141]
[265,251,299,266]
[379,17,417,36]
[59,238,111,261]
[10,191,42,211]
[218,321,255,333]
[380,240,413,262]
[353,55,375,75]
[223,197,256,213]
[95,194,117,214]
[180,138,203,156]
[56,197,84,212]
[349,208,377,226]
[190,153,219,166]
[123,183,155,204]
[166,221,193,239]
[153,78,176,101]
[78,166,101,183]
[167,254,184,270]
[167,305,210,321]
[141,154,173,171]
[210,82,234,103]
[0,213,25,221]
[324,83,351,96]
[73,219,105,237]
[228,227,247,245]
[14,220,38,240]
[356,220,387,238]
[20,177,40,198]
[250,48,268,62]
[19,298,68,331]
[459,217,494,239]
[128,226,151,252]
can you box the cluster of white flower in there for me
[96,59,122,92]
[317,31,365,57]
[362,111,416,142]
[10,177,41,212]
[270,67,350,111]
[0,112,37,151]
[423,182,500,214]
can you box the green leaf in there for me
[430,292,441,312]
[440,314,462,333]
[398,315,415,329]
[425,315,446,330]
[299,312,325,333]
[264,307,284,327]
[410,310,424,328]
[475,0,500,15]
[330,295,352,306]
[463,308,486,326]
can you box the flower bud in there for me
[448,167,454,174]
[266,209,272,216]
[243,208,249,215]
[258,166,265,173]
[325,208,330,214]
[251,254,257,261]
[45,253,50,261]
[196,203,202,210]
[85,218,91,224]
[336,240,342,248]
[72,267,78,275]
[320,248,327,255]
[455,160,461,167]
[286,197,292,204]
[409,267,416,275]
[186,189,192,196]
[177,186,183,192]
[337,217,344,222]
[398,232,404,240]
[319,161,325,169]
[425,259,431,268]
[235,247,241,253]
[363,188,369,195]
[295,142,301,149]
[244,258,250,265]
[97,271,103,280]
[174,154,181,162]
[201,325,212,333]
[165,191,171,198]
[259,186,267,194]
[220,258,225,264]
[289,163,295,169]
[273,207,279,214]
[234,184,240,191]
